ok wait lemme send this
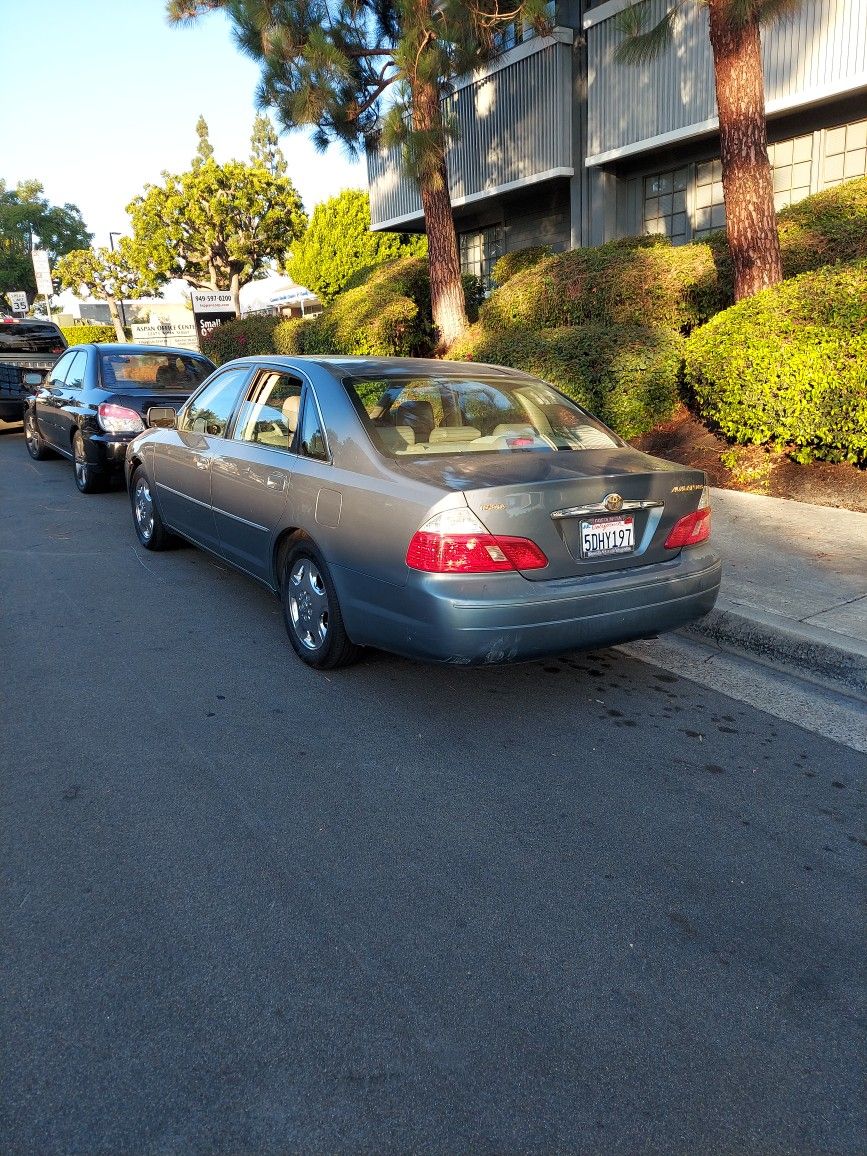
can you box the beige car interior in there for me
[236,373,302,448]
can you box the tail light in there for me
[97,403,144,434]
[406,508,548,573]
[665,487,711,549]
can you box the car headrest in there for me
[282,393,301,432]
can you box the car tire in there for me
[72,430,104,494]
[281,537,360,670]
[24,409,53,460]
[130,465,173,551]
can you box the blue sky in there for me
[1,0,365,247]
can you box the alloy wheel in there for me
[134,476,154,542]
[288,557,330,651]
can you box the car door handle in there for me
[194,457,210,471]
[266,474,286,491]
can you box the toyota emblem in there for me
[604,493,624,513]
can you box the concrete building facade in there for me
[367,0,867,286]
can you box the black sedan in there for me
[24,343,214,493]
[125,355,722,668]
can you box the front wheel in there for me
[281,538,360,669]
[131,465,173,550]
[24,409,53,460]
[72,430,103,494]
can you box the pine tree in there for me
[617,0,801,301]
[193,114,215,167]
[166,1,552,348]
[250,113,288,176]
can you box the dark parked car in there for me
[125,356,721,669]
[0,315,67,422]
[24,343,215,492]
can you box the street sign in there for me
[31,250,53,296]
[190,290,235,345]
[7,291,28,315]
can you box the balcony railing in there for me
[584,0,867,165]
[368,28,574,230]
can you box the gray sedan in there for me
[125,356,721,668]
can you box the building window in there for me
[459,225,505,291]
[692,160,726,239]
[643,168,689,242]
[822,118,867,187]
[768,134,814,211]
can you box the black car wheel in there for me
[281,537,360,669]
[131,466,172,550]
[72,430,103,494]
[24,409,52,460]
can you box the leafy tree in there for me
[617,0,801,301]
[250,112,288,175]
[287,188,426,302]
[56,243,165,341]
[165,0,552,348]
[0,180,91,301]
[193,114,215,167]
[126,134,307,316]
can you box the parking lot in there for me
[1,425,864,1154]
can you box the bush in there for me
[683,260,867,463]
[449,322,683,440]
[778,175,867,276]
[200,314,280,365]
[492,246,552,285]
[480,235,730,335]
[60,324,116,345]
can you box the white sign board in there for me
[7,291,28,314]
[131,322,199,351]
[31,249,53,296]
[190,290,234,314]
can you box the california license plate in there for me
[580,514,635,558]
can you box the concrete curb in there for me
[680,598,867,703]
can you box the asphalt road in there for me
[1,426,864,1155]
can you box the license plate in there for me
[580,515,635,559]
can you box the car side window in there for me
[180,368,249,438]
[47,350,78,387]
[299,390,329,461]
[233,372,303,452]
[64,352,87,390]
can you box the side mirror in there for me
[147,406,177,429]
[23,372,43,387]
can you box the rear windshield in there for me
[100,352,211,389]
[0,321,66,353]
[343,374,621,457]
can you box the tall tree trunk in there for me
[106,296,126,342]
[231,273,242,318]
[412,78,468,349]
[707,0,783,301]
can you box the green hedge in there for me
[449,323,683,440]
[778,174,867,276]
[60,325,117,345]
[683,260,867,463]
[492,246,552,285]
[201,314,280,365]
[479,234,730,336]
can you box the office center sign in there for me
[190,291,235,344]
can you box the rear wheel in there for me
[281,537,360,669]
[131,465,172,550]
[24,409,52,460]
[72,430,103,494]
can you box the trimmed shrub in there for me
[492,246,552,285]
[683,260,867,463]
[449,322,683,440]
[778,174,867,276]
[480,234,730,335]
[201,314,280,365]
[61,324,116,345]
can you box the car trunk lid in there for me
[396,449,709,580]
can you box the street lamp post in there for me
[109,233,126,332]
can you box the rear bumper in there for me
[334,548,722,664]
[84,431,134,472]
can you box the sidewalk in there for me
[682,488,867,702]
